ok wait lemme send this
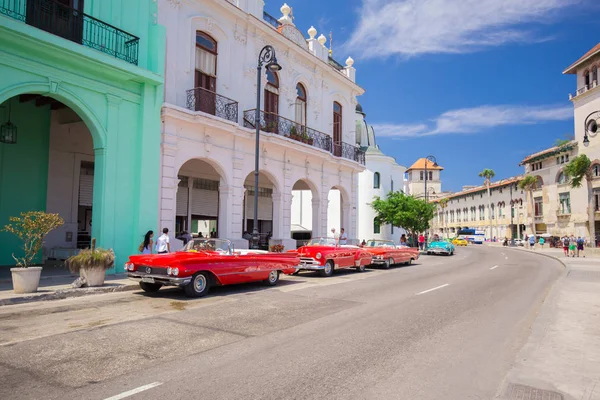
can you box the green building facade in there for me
[0,0,165,272]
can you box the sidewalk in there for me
[0,273,138,306]
[496,248,600,399]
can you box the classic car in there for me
[452,238,468,246]
[295,237,372,276]
[362,239,419,268]
[125,238,300,297]
[426,240,455,256]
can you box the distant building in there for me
[430,177,527,240]
[406,158,447,200]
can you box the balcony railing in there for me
[186,87,239,123]
[243,109,366,165]
[263,11,280,28]
[569,81,598,99]
[1,0,139,65]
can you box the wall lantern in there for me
[0,101,17,144]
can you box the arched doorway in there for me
[290,179,318,248]
[0,94,96,266]
[176,159,223,239]
[327,185,350,240]
[242,172,277,249]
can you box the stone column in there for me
[159,142,178,234]
[311,197,321,237]
[218,184,233,239]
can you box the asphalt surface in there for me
[0,245,563,400]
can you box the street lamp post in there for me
[424,155,437,203]
[252,45,281,249]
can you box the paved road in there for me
[0,245,562,400]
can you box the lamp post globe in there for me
[252,45,282,249]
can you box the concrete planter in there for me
[10,267,43,294]
[80,267,106,287]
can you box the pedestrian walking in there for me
[539,237,545,249]
[562,236,569,257]
[577,236,585,257]
[528,235,535,249]
[418,234,425,250]
[156,228,171,254]
[400,234,407,244]
[139,230,154,254]
[569,235,577,257]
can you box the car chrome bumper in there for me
[371,258,386,264]
[298,258,325,270]
[127,272,191,286]
[427,248,451,254]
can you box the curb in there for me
[503,246,568,268]
[0,283,139,307]
[0,273,128,285]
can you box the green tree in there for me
[371,192,435,244]
[478,169,495,240]
[564,154,595,247]
[438,198,449,239]
[518,175,539,239]
[554,134,574,148]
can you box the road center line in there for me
[416,284,449,296]
[490,265,500,270]
[104,382,163,400]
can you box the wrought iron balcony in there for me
[243,109,366,165]
[1,0,139,65]
[186,87,239,123]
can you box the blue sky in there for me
[265,0,599,192]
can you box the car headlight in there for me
[316,253,322,260]
[125,262,134,271]
[172,267,179,276]
[166,267,172,275]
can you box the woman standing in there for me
[140,230,154,254]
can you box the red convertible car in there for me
[125,239,300,297]
[362,239,419,268]
[295,237,372,277]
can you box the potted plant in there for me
[66,238,115,287]
[2,211,64,294]
[269,244,285,252]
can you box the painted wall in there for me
[0,99,50,265]
[0,0,165,271]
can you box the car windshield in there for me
[366,240,396,248]
[181,238,232,254]
[306,237,337,246]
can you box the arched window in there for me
[265,70,279,115]
[373,172,380,188]
[333,102,342,156]
[593,163,600,178]
[584,70,591,87]
[557,171,568,184]
[593,65,598,85]
[295,83,307,127]
[374,219,380,234]
[195,31,218,113]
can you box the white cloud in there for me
[346,0,580,58]
[372,104,573,138]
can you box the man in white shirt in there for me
[339,228,348,245]
[156,228,171,254]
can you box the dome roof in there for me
[355,103,364,114]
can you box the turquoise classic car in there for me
[426,240,455,256]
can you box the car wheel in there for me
[450,250,454,256]
[384,258,393,269]
[139,282,162,293]
[357,263,366,272]
[319,260,334,277]
[184,272,211,298]
[264,270,279,286]
[408,258,413,265]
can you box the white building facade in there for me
[158,0,366,249]
[355,105,407,242]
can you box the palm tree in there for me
[564,154,595,247]
[518,175,538,240]
[478,169,495,241]
[439,198,449,239]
